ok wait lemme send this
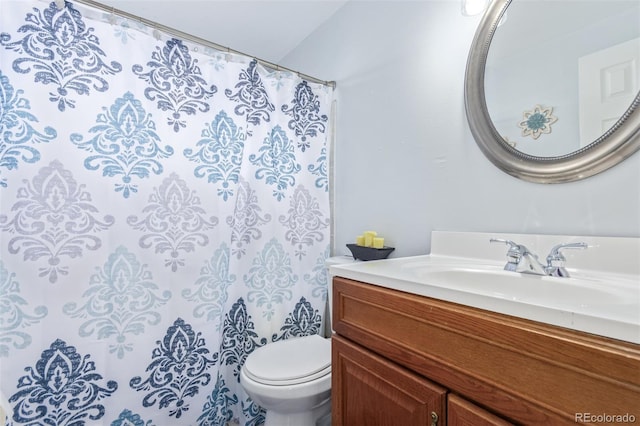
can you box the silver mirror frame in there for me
[465,0,640,183]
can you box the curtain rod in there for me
[68,0,336,89]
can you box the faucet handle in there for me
[490,237,516,246]
[547,242,588,261]
[490,238,533,255]
[490,238,524,251]
[490,238,520,254]
[545,242,588,277]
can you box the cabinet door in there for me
[448,394,514,426]
[332,335,446,426]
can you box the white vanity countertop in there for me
[329,231,640,344]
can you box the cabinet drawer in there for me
[448,394,514,426]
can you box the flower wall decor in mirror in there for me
[518,104,558,139]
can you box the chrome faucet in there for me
[490,238,547,275]
[490,238,587,278]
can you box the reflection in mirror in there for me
[484,1,640,158]
[465,0,640,183]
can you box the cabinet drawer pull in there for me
[431,411,438,426]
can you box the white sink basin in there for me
[412,267,631,308]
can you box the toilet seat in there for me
[243,335,331,386]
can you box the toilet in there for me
[240,256,355,426]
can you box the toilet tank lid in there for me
[243,334,331,384]
[325,255,357,267]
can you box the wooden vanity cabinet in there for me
[331,276,640,425]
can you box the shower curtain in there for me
[0,1,333,425]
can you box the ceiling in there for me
[96,0,348,64]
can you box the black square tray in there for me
[346,243,395,261]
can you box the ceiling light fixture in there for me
[461,0,489,16]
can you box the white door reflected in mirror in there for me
[579,37,640,147]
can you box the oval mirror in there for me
[465,0,640,183]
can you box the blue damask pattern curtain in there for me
[0,1,333,425]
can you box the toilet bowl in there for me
[240,256,356,426]
[240,334,332,426]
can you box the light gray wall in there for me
[281,1,640,258]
